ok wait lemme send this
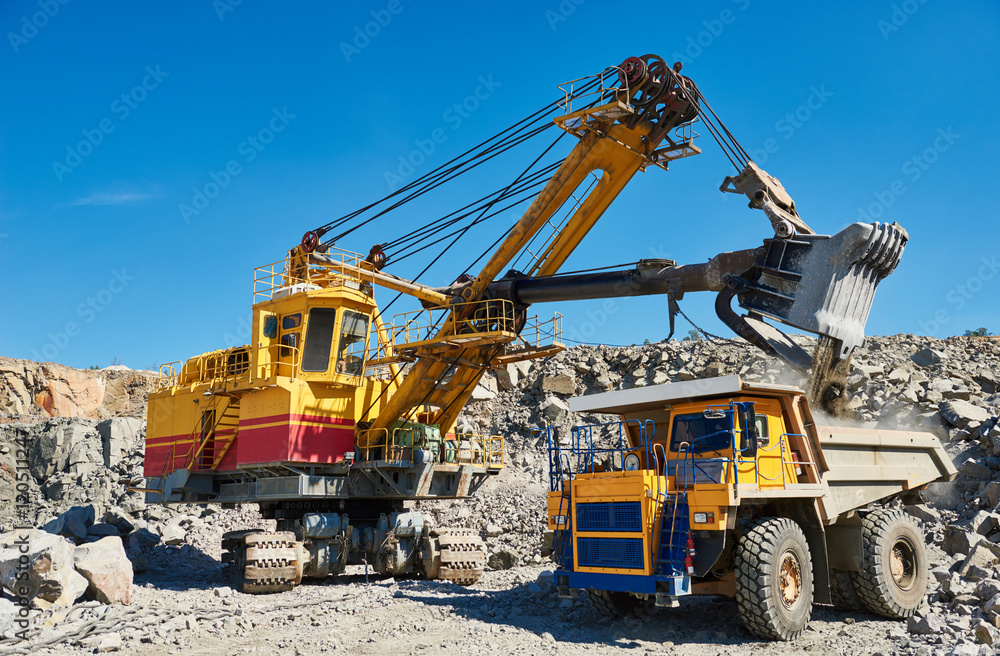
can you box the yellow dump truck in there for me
[545,375,956,640]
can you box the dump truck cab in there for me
[545,375,956,640]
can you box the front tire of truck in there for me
[736,518,814,641]
[852,509,928,619]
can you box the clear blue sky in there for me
[1,0,997,370]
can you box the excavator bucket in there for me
[716,221,908,369]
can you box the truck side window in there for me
[282,314,301,330]
[670,413,732,453]
[336,310,370,376]
[755,415,769,445]
[301,308,338,372]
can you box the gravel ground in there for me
[22,563,916,656]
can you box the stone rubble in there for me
[0,334,998,653]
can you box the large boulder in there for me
[911,348,945,367]
[940,400,991,429]
[0,529,88,606]
[73,536,133,605]
[539,396,569,423]
[42,504,97,542]
[540,374,575,396]
[97,417,143,469]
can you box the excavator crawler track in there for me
[222,530,303,594]
[430,528,486,585]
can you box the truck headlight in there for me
[693,512,715,524]
[624,453,640,471]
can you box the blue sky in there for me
[1,0,997,370]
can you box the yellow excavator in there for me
[143,54,908,593]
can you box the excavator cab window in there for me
[279,313,301,358]
[263,315,278,339]
[302,307,338,372]
[336,310,369,376]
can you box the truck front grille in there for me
[576,502,642,532]
[576,537,644,569]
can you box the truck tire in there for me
[736,518,814,641]
[829,569,864,611]
[588,590,654,618]
[852,509,927,618]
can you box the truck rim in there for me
[889,536,916,591]
[778,549,802,608]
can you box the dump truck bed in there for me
[811,424,956,522]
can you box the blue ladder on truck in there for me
[655,493,690,576]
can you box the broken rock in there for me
[0,529,88,605]
[941,400,991,429]
[42,504,97,542]
[73,536,133,605]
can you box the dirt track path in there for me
[30,564,917,656]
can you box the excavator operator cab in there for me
[254,295,372,385]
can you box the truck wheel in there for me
[852,509,927,618]
[588,590,653,618]
[829,569,864,611]
[736,518,814,641]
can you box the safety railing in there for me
[512,313,564,351]
[557,66,631,116]
[253,246,367,303]
[382,299,518,351]
[356,427,504,469]
[157,362,181,389]
[546,419,654,487]
[733,433,819,489]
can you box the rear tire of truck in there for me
[852,509,928,618]
[736,518,814,641]
[829,569,864,611]
[588,590,654,619]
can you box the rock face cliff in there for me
[0,357,157,422]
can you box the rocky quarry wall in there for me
[1,335,1000,646]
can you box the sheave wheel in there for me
[852,509,928,618]
[736,518,814,641]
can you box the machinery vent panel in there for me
[577,537,644,569]
[576,502,642,532]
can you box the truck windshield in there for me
[670,412,733,454]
